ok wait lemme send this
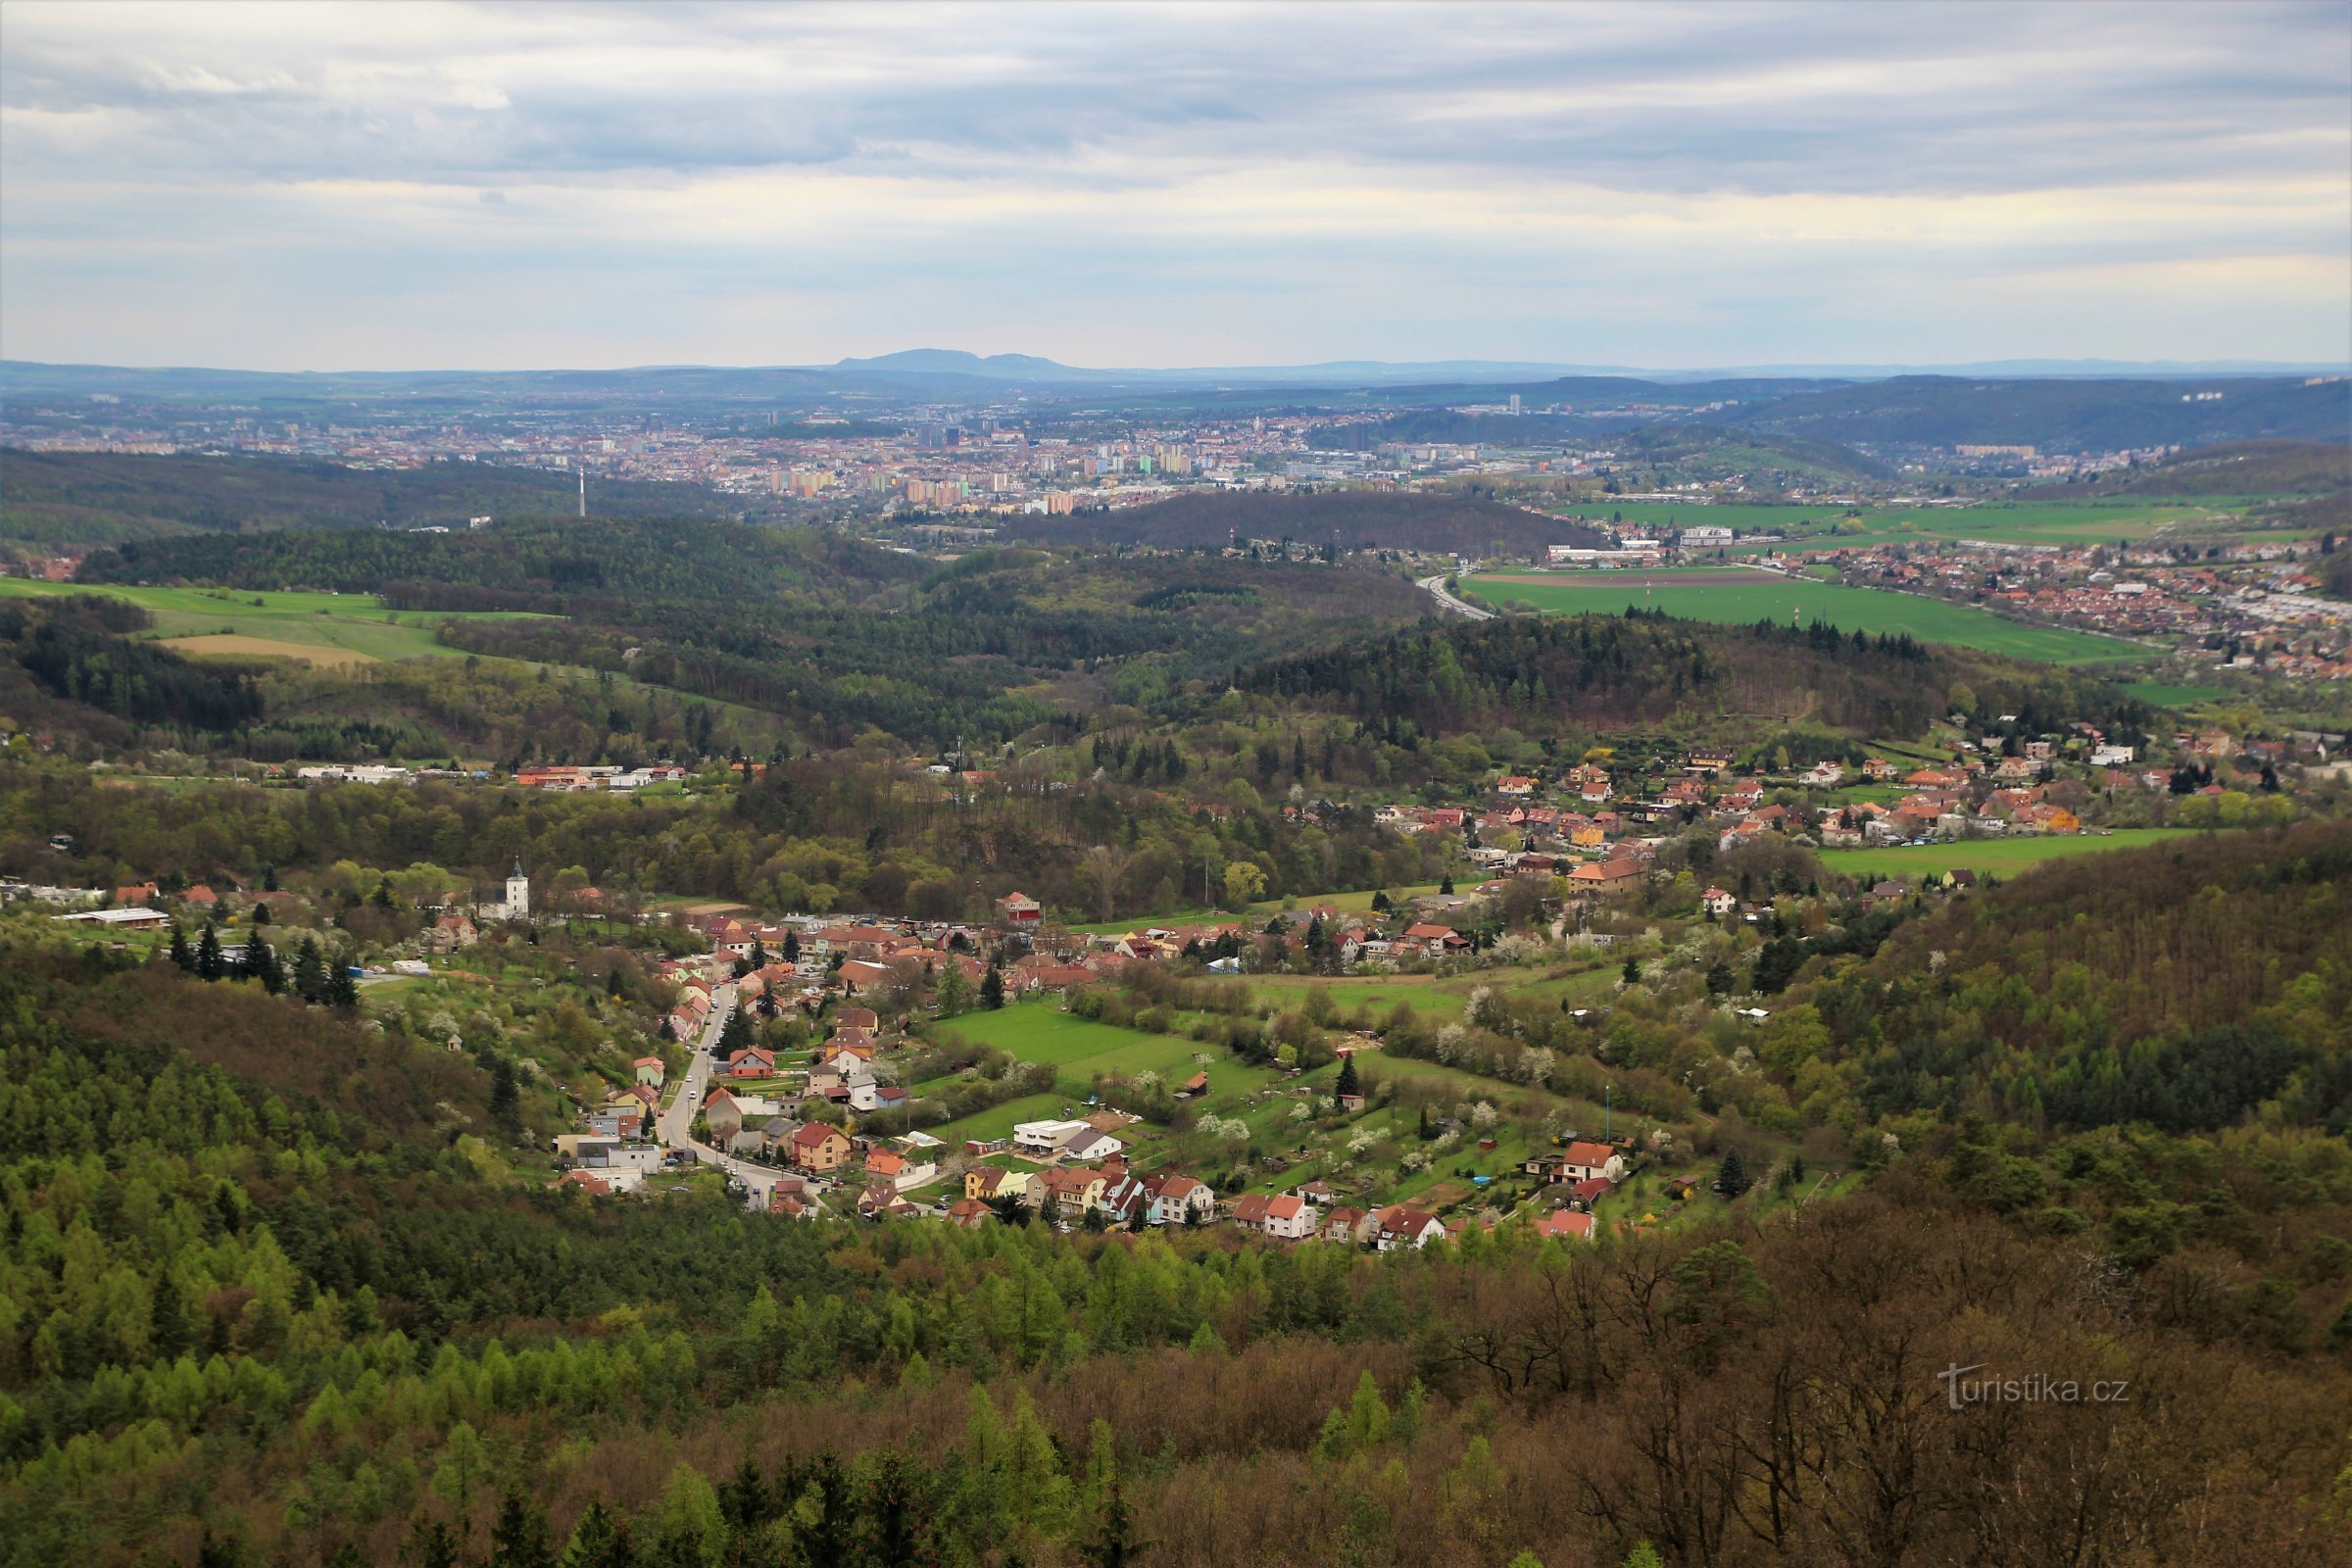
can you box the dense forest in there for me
[3,830,2349,1567]
[1005,491,1607,558]
[1690,373,2350,451]
[1,451,737,549]
[1238,609,2150,746]
[1,597,265,735]
[79,516,918,610]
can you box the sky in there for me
[2,0,2347,372]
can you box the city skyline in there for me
[3,0,2348,372]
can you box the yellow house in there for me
[965,1166,1033,1203]
[1570,824,1606,849]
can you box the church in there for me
[476,859,531,922]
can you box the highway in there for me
[1418,572,1495,621]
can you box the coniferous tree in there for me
[782,929,801,965]
[293,936,327,1003]
[490,1058,523,1135]
[402,1518,461,1568]
[1716,1149,1749,1197]
[559,1501,639,1568]
[1336,1054,1360,1105]
[195,921,224,981]
[325,964,360,1010]
[250,933,286,996]
[169,922,194,972]
[981,966,1005,1010]
[149,1272,195,1360]
[489,1491,556,1568]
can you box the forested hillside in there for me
[1811,820,2352,1136]
[3,836,2349,1568]
[1239,609,2147,744]
[79,516,918,610]
[1703,374,2349,451]
[1,451,736,548]
[1006,490,1608,557]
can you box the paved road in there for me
[654,981,812,1209]
[1418,572,1495,621]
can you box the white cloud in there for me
[1,0,2344,368]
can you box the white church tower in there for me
[505,859,530,920]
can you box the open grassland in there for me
[2124,681,2230,709]
[1549,499,2246,554]
[1819,826,2199,880]
[1464,567,2142,665]
[0,578,547,661]
[932,1005,1164,1066]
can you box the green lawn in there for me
[936,1005,1171,1066]
[1545,500,2238,554]
[926,1092,1077,1148]
[1463,568,2142,666]
[0,579,548,662]
[1818,827,2199,880]
[2123,681,2229,709]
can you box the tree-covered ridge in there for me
[1,927,2347,1567]
[1006,488,1611,555]
[80,515,924,610]
[1237,608,2150,742]
[437,553,1432,747]
[1,597,265,733]
[1808,818,2352,1136]
[1,449,738,548]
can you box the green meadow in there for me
[1550,499,2242,553]
[1462,567,2143,665]
[0,578,547,662]
[1818,827,2198,880]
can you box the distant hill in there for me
[0,449,736,548]
[1004,489,1608,557]
[1708,374,2350,452]
[2024,439,2350,499]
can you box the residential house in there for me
[1145,1173,1214,1225]
[1227,1193,1272,1231]
[1262,1194,1315,1241]
[1537,1209,1598,1241]
[1372,1205,1446,1250]
[946,1198,995,1230]
[632,1055,666,1088]
[1558,1141,1626,1183]
[788,1122,852,1175]
[995,891,1043,926]
[1037,1165,1106,1218]
[1323,1205,1371,1245]
[430,914,479,952]
[1400,922,1466,958]
[1567,858,1642,896]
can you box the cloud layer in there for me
[3,0,2345,370]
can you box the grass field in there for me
[0,579,547,662]
[935,1006,1168,1067]
[1818,827,2198,880]
[1551,500,2244,554]
[1463,567,2142,665]
[2123,681,2230,709]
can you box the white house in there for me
[1262,1195,1316,1241]
[1558,1141,1626,1183]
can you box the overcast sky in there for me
[2,0,2346,371]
